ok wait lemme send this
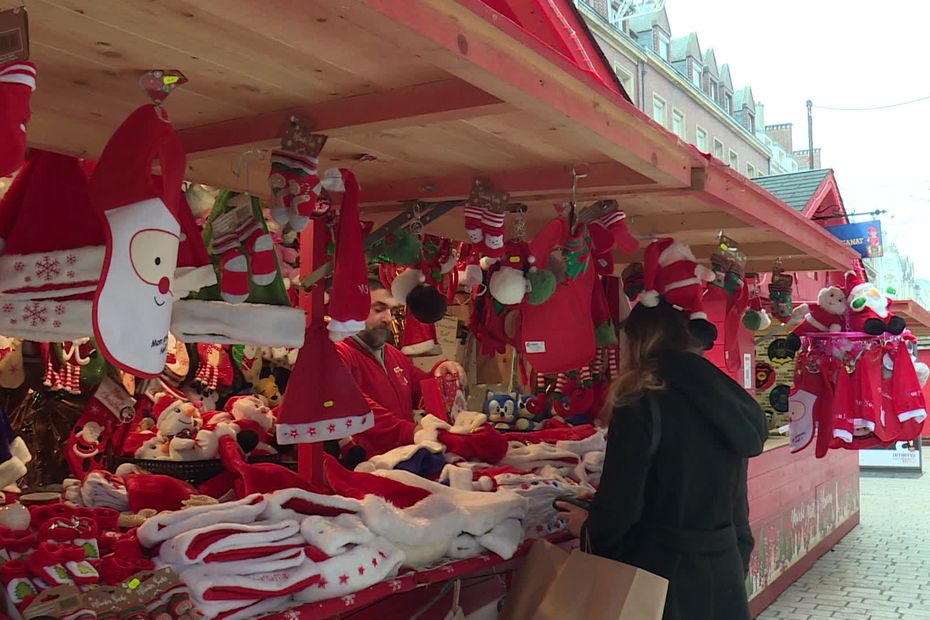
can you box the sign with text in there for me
[859,439,922,471]
[825,219,883,258]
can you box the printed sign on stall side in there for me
[824,219,883,258]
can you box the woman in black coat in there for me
[557,301,768,620]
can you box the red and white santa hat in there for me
[276,323,373,445]
[0,151,106,341]
[640,237,675,307]
[844,269,866,296]
[323,168,370,342]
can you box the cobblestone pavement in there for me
[758,466,930,619]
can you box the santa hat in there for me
[401,312,441,356]
[323,168,370,342]
[0,151,105,341]
[844,269,866,296]
[136,493,267,548]
[0,61,36,177]
[277,323,373,445]
[640,238,674,307]
[126,473,199,514]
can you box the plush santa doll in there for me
[845,271,906,336]
[202,395,277,456]
[640,238,717,346]
[136,395,232,461]
[786,285,847,351]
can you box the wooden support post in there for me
[297,217,330,486]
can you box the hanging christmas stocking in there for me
[210,207,264,303]
[592,210,638,255]
[0,61,36,177]
[401,312,441,357]
[884,341,928,442]
[65,378,135,479]
[829,358,856,448]
[852,346,885,442]
[268,148,323,232]
[482,205,506,259]
[193,344,233,392]
[0,336,25,389]
[89,104,184,378]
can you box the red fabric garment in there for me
[323,455,430,509]
[853,347,885,441]
[334,338,431,456]
[812,358,836,460]
[126,473,197,513]
[882,342,928,442]
[437,425,508,463]
[502,424,597,445]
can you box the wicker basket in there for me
[108,454,298,485]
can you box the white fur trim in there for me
[137,494,266,547]
[449,534,483,559]
[9,437,31,465]
[401,339,441,357]
[165,543,306,578]
[371,469,528,537]
[359,495,464,567]
[327,318,366,342]
[805,313,829,333]
[262,488,361,523]
[555,428,607,456]
[293,537,404,604]
[898,407,928,423]
[171,299,306,347]
[390,268,422,304]
[173,265,218,300]
[276,410,373,444]
[0,298,92,342]
[832,429,853,443]
[488,267,528,306]
[440,464,476,491]
[657,241,696,266]
[360,441,446,471]
[158,519,301,566]
[0,457,26,490]
[640,290,660,307]
[476,518,524,559]
[0,246,103,298]
[320,168,346,192]
[665,276,701,292]
[300,514,374,556]
[690,311,708,320]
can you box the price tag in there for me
[0,7,29,63]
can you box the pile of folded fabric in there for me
[0,503,160,614]
[63,470,130,512]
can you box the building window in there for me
[652,95,667,127]
[691,62,702,88]
[657,31,670,60]
[709,81,718,101]
[746,113,756,134]
[713,138,724,159]
[747,163,757,178]
[724,93,733,114]
[613,64,635,102]
[728,149,739,169]
[671,109,685,138]
[695,126,708,152]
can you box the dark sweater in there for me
[583,351,767,620]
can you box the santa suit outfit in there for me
[335,337,439,456]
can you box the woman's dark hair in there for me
[608,301,698,412]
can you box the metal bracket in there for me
[298,199,464,289]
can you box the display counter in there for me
[747,437,860,616]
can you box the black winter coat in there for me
[583,352,767,620]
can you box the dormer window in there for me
[709,81,718,101]
[724,93,733,114]
[691,62,702,88]
[746,113,756,133]
[657,30,670,60]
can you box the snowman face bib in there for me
[94,197,180,377]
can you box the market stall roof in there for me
[6,0,858,272]
[892,300,930,337]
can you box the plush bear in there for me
[786,286,847,351]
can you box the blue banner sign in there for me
[825,220,883,258]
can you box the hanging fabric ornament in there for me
[209,197,277,303]
[267,120,328,232]
[89,105,184,378]
[709,233,746,294]
[324,169,371,341]
[0,60,36,177]
[742,276,772,332]
[192,344,234,393]
[0,335,24,389]
[401,311,441,357]
[768,261,794,324]
[65,377,136,480]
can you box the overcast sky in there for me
[663,0,930,279]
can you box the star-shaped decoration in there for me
[371,557,378,567]
[362,416,368,424]
[290,429,299,438]
[357,566,365,576]
[378,551,387,559]
[345,419,353,428]
[328,424,336,433]
[318,578,328,589]
[307,427,317,436]
[339,574,349,585]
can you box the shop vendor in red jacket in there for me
[335,278,466,458]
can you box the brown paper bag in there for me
[499,539,669,620]
[497,539,571,620]
[536,548,669,620]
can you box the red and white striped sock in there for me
[607,346,619,379]
[554,373,569,399]
[596,210,638,254]
[245,229,276,287]
[482,209,506,258]
[464,205,485,244]
[219,250,250,304]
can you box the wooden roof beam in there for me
[358,161,654,207]
[177,78,511,157]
